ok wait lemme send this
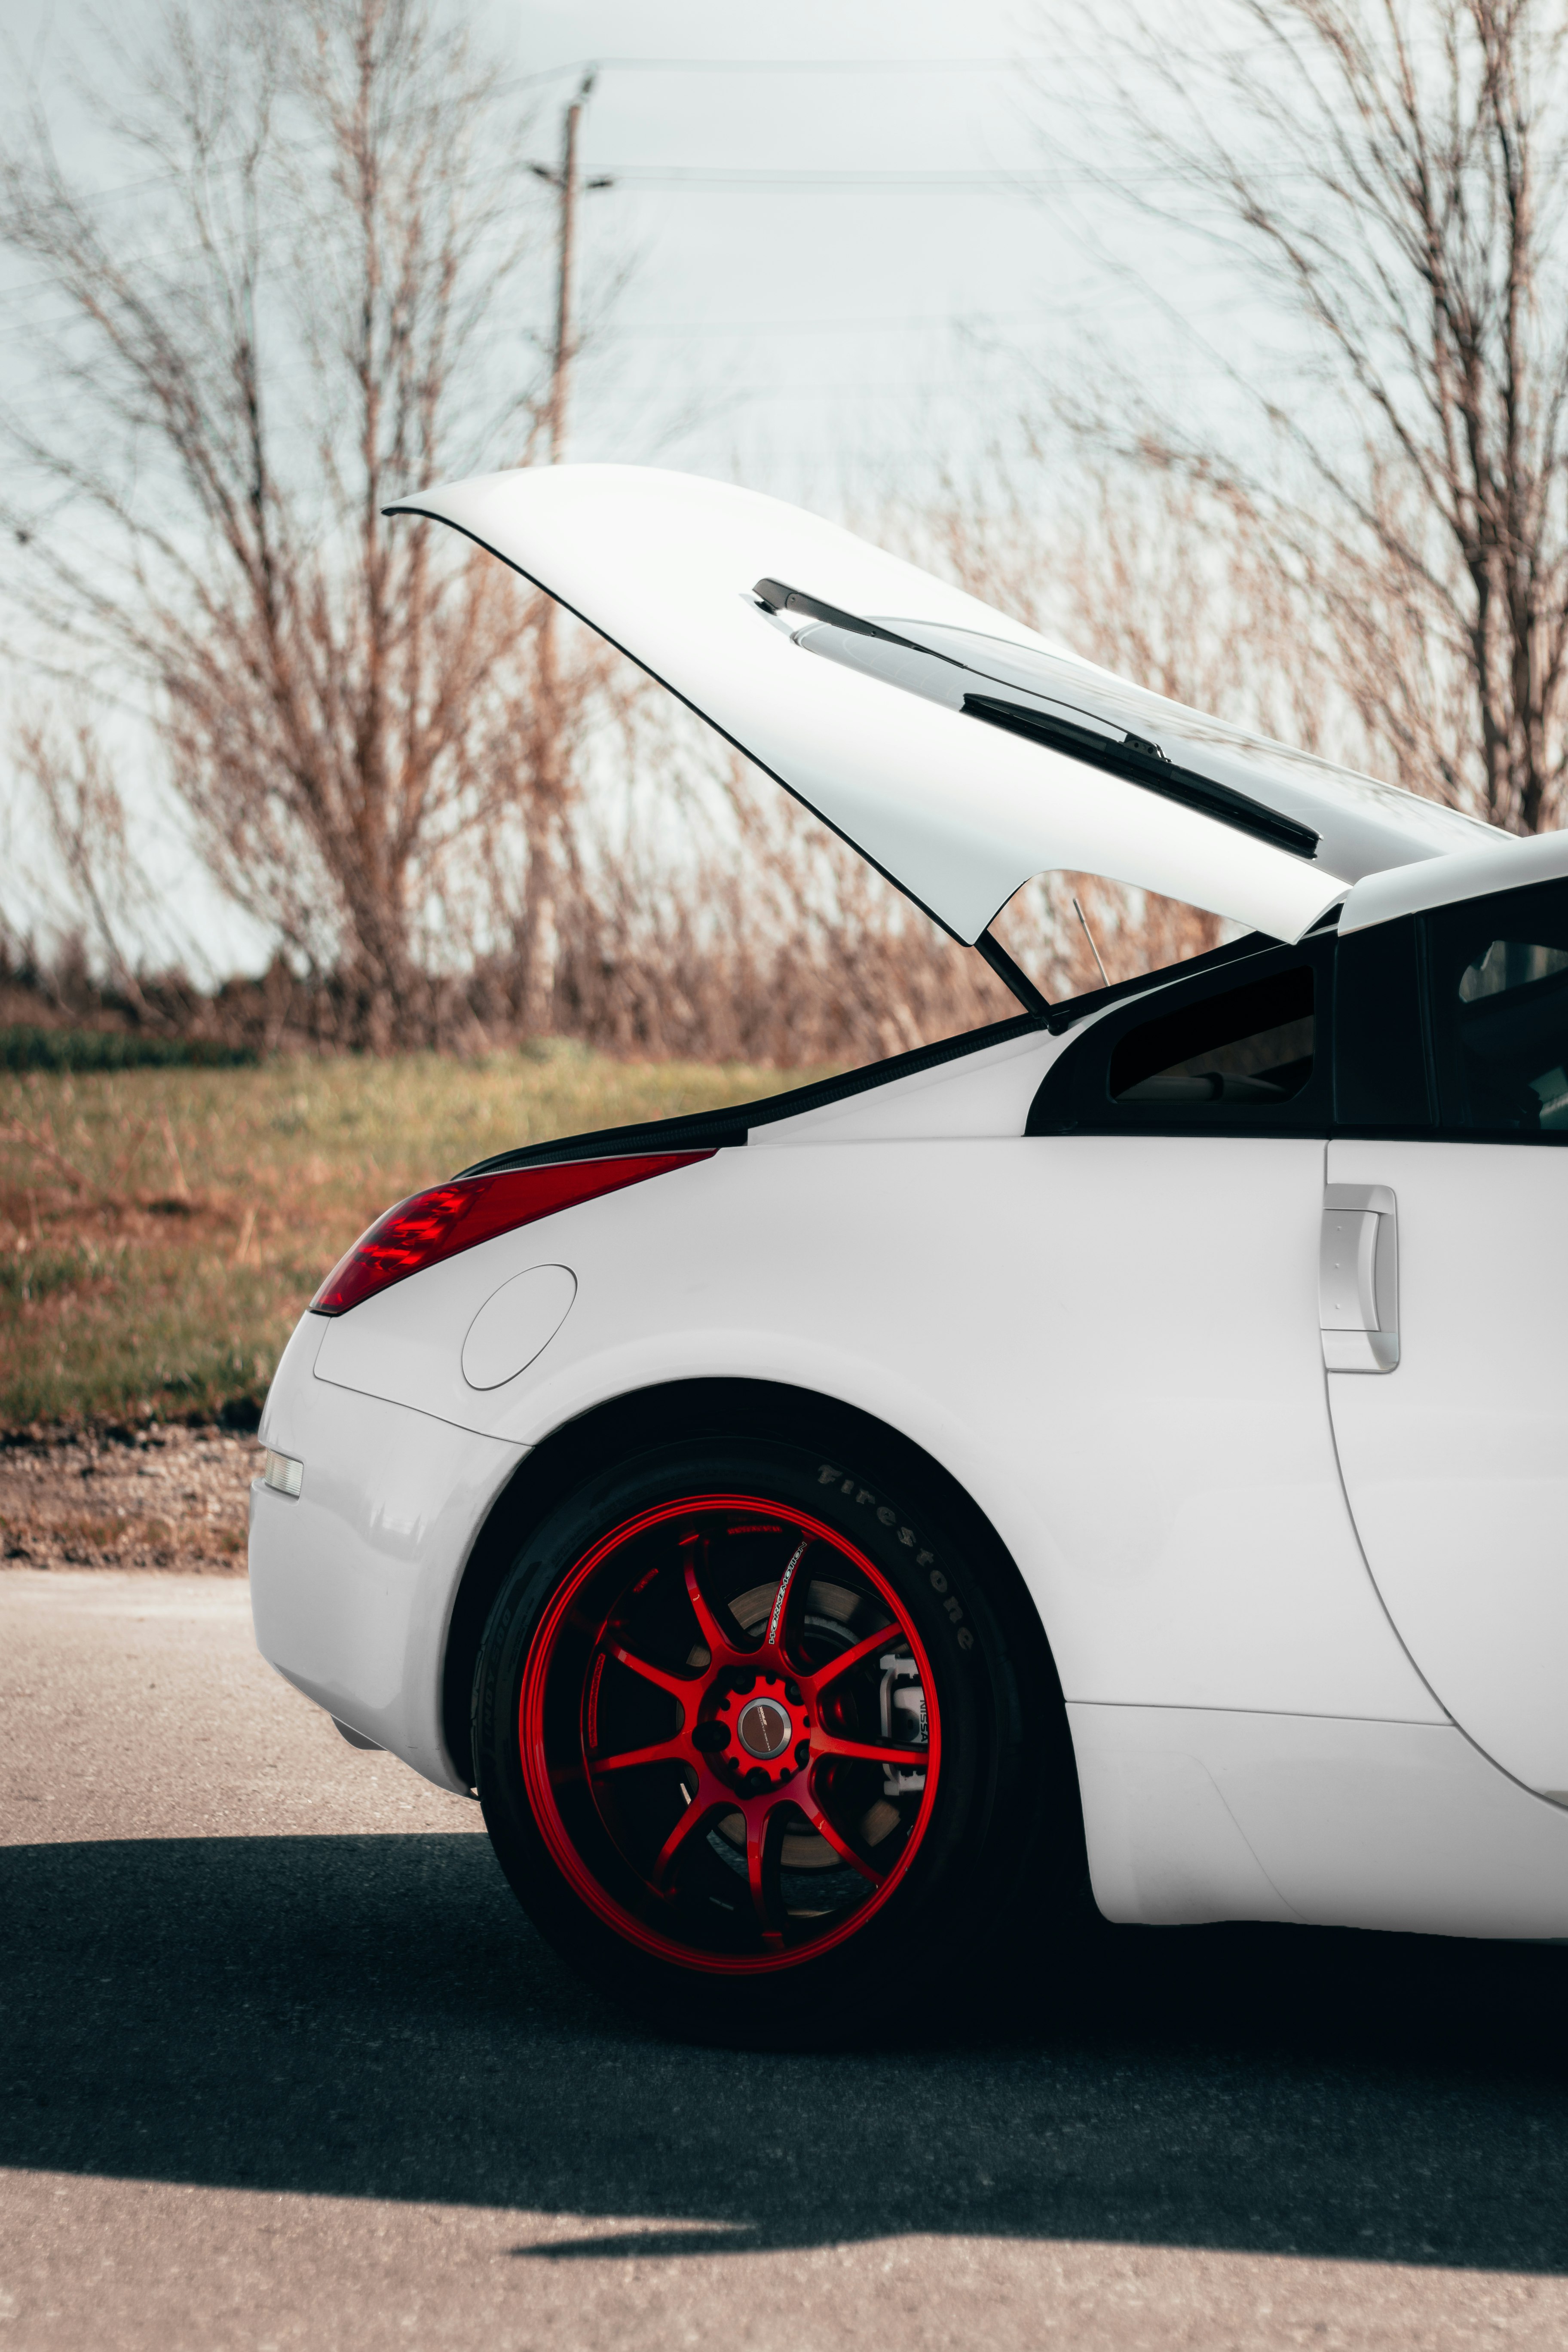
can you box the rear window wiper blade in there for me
[756,579,1320,862]
[962,693,1320,862]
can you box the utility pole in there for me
[522,74,612,1035]
[531,70,613,465]
[549,82,583,460]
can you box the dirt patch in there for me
[0,1423,254,1573]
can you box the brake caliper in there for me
[879,1653,928,1795]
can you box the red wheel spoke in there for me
[652,1792,723,1888]
[588,1737,690,1776]
[744,1800,789,1939]
[521,1490,941,1971]
[606,1642,692,1701]
[813,1733,928,1770]
[683,1556,743,1662]
[806,1622,897,1692]
[795,1782,886,1885]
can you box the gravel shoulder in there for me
[0,1423,254,1572]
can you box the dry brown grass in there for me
[0,1046,838,1427]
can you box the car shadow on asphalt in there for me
[3,1830,1565,2271]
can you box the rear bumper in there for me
[250,1316,527,1792]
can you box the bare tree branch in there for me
[0,0,618,1045]
[1037,0,1568,833]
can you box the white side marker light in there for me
[263,1449,303,1498]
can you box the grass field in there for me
[0,1047,835,1428]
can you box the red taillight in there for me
[308,1152,714,1316]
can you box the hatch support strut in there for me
[975,930,1050,1019]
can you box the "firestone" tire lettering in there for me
[816,1461,969,1640]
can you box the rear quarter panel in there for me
[311,1136,1432,1725]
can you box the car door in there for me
[1024,927,1430,1721]
[1326,866,1568,1797]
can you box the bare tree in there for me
[12,711,183,1028]
[1041,0,1568,834]
[0,0,609,1044]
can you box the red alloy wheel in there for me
[518,1494,943,1974]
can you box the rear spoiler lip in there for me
[454,1012,1047,1177]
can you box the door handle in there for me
[1320,1184,1399,1372]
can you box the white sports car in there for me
[251,465,1568,2032]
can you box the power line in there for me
[0,177,1070,312]
[601,168,1083,190]
[0,116,1042,258]
[528,57,1023,76]
[612,311,1035,336]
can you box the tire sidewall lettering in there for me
[816,1461,973,1658]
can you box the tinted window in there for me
[1108,968,1314,1105]
[1425,879,1568,1135]
[1028,942,1332,1136]
[1333,915,1432,1129]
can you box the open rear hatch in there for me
[386,465,1503,966]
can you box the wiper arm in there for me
[753,579,968,667]
[962,694,1320,861]
[754,576,1320,864]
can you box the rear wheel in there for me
[471,1430,1083,2036]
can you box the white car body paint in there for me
[386,466,1494,949]
[1326,1138,1568,1799]
[752,1019,1068,1142]
[253,1366,525,1789]
[305,1128,1433,1722]
[1070,1708,1568,1938]
[462,1263,577,1390]
[249,466,1568,1942]
[255,1106,1568,1926]
[1340,824,1568,935]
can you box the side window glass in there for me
[1333,915,1431,1129]
[1424,879,1568,1135]
[1108,968,1314,1106]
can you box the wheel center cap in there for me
[737,1695,792,1759]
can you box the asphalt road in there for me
[4,1569,1568,2350]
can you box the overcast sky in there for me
[486,0,1066,495]
[0,0,1269,971]
[5,0,1068,500]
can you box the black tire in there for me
[471,1422,1087,2040]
